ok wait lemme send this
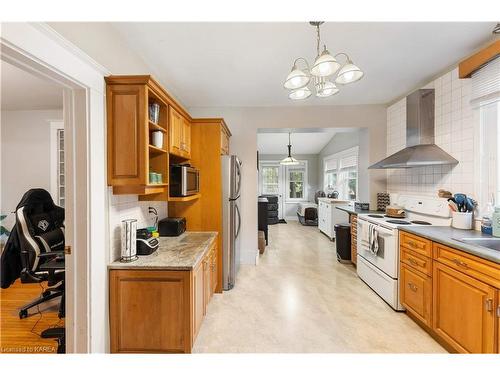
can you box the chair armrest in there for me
[38,251,64,259]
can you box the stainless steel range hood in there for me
[369,89,459,169]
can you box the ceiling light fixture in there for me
[284,22,364,100]
[280,133,300,165]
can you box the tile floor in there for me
[193,221,446,353]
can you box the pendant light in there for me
[280,133,300,165]
[283,22,364,100]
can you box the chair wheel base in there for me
[19,309,28,319]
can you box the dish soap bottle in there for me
[492,206,500,237]
[481,198,495,235]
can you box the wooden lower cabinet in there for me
[109,270,190,353]
[399,231,500,353]
[110,239,217,353]
[400,263,432,327]
[433,261,497,353]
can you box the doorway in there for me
[1,23,108,353]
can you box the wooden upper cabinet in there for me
[169,108,191,159]
[169,107,183,156]
[433,261,497,353]
[107,84,147,186]
[220,120,231,155]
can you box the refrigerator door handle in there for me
[235,203,241,239]
[235,159,242,198]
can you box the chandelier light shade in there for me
[280,133,300,165]
[335,60,364,85]
[283,22,364,100]
[283,65,310,90]
[289,86,312,100]
[311,48,340,77]
[316,80,339,97]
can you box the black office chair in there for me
[12,189,65,318]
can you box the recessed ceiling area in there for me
[257,128,344,154]
[111,22,494,107]
[1,61,63,110]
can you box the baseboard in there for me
[240,249,258,265]
[285,216,298,221]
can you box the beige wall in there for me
[189,105,387,264]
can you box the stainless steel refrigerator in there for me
[221,155,242,290]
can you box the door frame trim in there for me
[1,22,109,352]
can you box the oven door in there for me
[183,167,199,195]
[357,220,398,279]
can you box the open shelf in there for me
[148,144,167,155]
[113,184,168,196]
[168,193,201,202]
[148,120,167,133]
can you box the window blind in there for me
[324,158,338,171]
[471,56,500,106]
[340,154,358,169]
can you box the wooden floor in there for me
[0,280,63,353]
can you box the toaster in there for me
[158,217,186,237]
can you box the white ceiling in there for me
[1,61,63,110]
[112,22,494,107]
[257,128,339,154]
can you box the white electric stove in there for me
[356,194,452,311]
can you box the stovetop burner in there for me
[368,214,384,218]
[411,220,432,225]
[386,219,411,225]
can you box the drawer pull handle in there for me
[408,258,419,267]
[485,298,493,312]
[452,258,468,268]
[407,240,419,248]
[408,282,418,292]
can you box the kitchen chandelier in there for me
[280,132,300,165]
[284,22,364,100]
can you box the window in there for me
[323,146,358,201]
[288,168,305,199]
[261,165,279,194]
[472,56,500,213]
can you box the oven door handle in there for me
[374,226,394,236]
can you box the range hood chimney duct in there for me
[369,89,459,169]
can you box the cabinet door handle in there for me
[497,305,500,318]
[452,258,468,269]
[485,298,493,312]
[408,282,418,292]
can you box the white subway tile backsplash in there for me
[107,187,168,261]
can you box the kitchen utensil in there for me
[438,189,453,198]
[465,197,476,212]
[447,198,458,212]
[454,193,467,212]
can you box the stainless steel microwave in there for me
[170,165,200,197]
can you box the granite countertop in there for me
[400,226,500,264]
[336,205,384,216]
[109,231,217,270]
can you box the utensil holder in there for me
[452,212,473,230]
